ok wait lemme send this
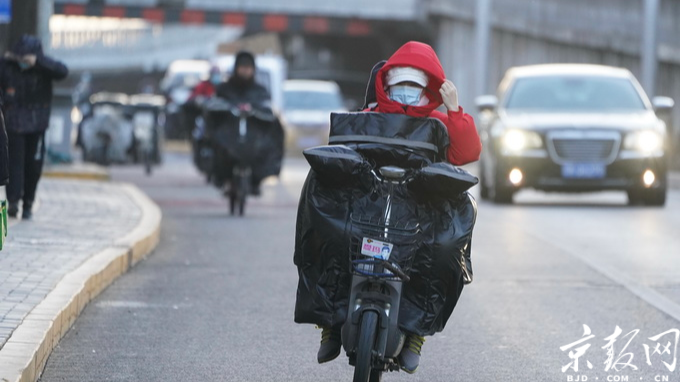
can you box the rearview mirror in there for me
[475,95,498,112]
[652,96,674,112]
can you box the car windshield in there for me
[504,76,647,112]
[284,90,343,110]
[163,72,203,91]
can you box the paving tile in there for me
[0,179,142,348]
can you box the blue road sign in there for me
[0,0,11,24]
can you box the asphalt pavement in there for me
[39,152,680,382]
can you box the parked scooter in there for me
[80,92,133,165]
[129,94,165,175]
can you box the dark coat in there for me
[0,35,69,134]
[0,90,8,185]
[215,78,271,109]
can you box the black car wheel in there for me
[493,184,514,204]
[628,185,667,207]
[479,161,490,200]
[492,165,514,204]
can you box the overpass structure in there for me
[50,0,680,136]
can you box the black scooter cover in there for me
[205,103,284,183]
[294,112,478,336]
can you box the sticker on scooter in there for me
[361,238,393,260]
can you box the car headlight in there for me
[623,130,663,154]
[502,129,543,152]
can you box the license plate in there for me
[561,163,606,179]
[361,237,393,260]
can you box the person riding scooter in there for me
[295,41,482,374]
[213,51,275,196]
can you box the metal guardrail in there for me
[51,26,156,50]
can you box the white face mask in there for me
[388,85,423,106]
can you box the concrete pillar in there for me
[475,0,492,98]
[37,0,52,51]
[641,0,659,97]
[434,16,478,115]
[8,0,37,46]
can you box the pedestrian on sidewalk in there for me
[0,35,69,220]
[1,89,9,187]
[1,89,9,247]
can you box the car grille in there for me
[547,131,621,164]
[552,139,615,161]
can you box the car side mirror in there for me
[652,96,674,113]
[475,95,498,113]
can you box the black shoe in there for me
[317,326,342,364]
[21,207,32,220]
[7,203,18,218]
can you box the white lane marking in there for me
[527,228,680,323]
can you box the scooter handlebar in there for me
[379,260,410,282]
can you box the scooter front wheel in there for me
[353,311,379,382]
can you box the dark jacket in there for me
[0,35,69,134]
[216,78,270,109]
[0,90,8,185]
[216,52,270,107]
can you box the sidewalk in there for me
[0,178,161,382]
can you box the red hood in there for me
[375,41,446,117]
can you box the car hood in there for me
[499,111,661,131]
[283,110,340,126]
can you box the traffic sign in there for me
[0,0,10,24]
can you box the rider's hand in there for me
[440,79,460,112]
[238,103,252,112]
[4,52,16,61]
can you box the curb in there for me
[42,165,110,182]
[42,171,110,181]
[164,140,191,154]
[0,183,162,382]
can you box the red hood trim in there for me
[375,41,446,117]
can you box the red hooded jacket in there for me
[372,41,481,165]
[188,80,216,101]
